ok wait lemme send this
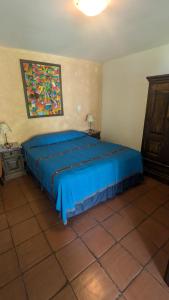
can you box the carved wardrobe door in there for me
[142,74,169,183]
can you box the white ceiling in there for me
[1,0,169,62]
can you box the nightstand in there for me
[87,130,101,139]
[0,143,25,182]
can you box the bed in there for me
[22,130,143,224]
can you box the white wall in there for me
[101,43,169,150]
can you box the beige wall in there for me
[0,46,102,144]
[101,43,169,150]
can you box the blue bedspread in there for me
[22,130,143,224]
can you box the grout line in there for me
[0,218,70,297]
[48,283,78,300]
[1,211,30,300]
[145,267,169,293]
[63,225,122,294]
[47,215,122,294]
[21,176,169,296]
[34,212,72,295]
[5,209,35,228]
[0,176,169,298]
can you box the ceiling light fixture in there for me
[74,0,110,17]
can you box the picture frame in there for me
[20,59,64,118]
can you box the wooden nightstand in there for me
[0,143,25,182]
[87,130,101,139]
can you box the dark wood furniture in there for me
[165,261,169,286]
[141,74,169,184]
[0,143,25,182]
[87,130,101,139]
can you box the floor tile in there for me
[52,285,76,300]
[119,205,146,227]
[124,270,169,300]
[29,196,51,214]
[157,182,169,195]
[71,213,97,236]
[16,233,52,272]
[1,176,169,299]
[36,210,60,230]
[7,204,34,226]
[2,179,24,194]
[0,229,13,254]
[89,203,113,222]
[143,177,159,189]
[0,185,2,197]
[11,217,41,246]
[138,218,169,248]
[0,249,20,288]
[163,241,169,254]
[148,187,169,205]
[121,229,158,265]
[128,182,150,200]
[3,184,27,211]
[56,238,95,281]
[21,182,44,202]
[82,224,115,258]
[0,214,8,231]
[146,250,169,286]
[152,207,169,229]
[72,262,120,300]
[0,201,4,214]
[24,255,66,300]
[106,196,129,212]
[1,179,20,193]
[100,243,142,291]
[133,194,160,215]
[0,277,27,300]
[102,213,134,241]
[45,224,76,251]
[122,184,148,201]
[19,175,39,190]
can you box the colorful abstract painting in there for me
[20,60,64,118]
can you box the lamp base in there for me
[87,129,95,134]
[4,133,12,148]
[4,142,12,149]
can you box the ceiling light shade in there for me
[74,0,109,16]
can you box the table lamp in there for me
[86,114,94,132]
[0,122,12,146]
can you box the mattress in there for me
[22,130,143,223]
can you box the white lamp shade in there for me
[74,0,109,16]
[0,122,12,134]
[86,114,94,123]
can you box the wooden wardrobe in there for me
[141,74,169,184]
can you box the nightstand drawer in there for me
[2,150,21,159]
[3,157,24,174]
[0,144,25,181]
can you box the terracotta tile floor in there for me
[0,175,169,299]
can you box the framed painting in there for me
[20,59,64,118]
